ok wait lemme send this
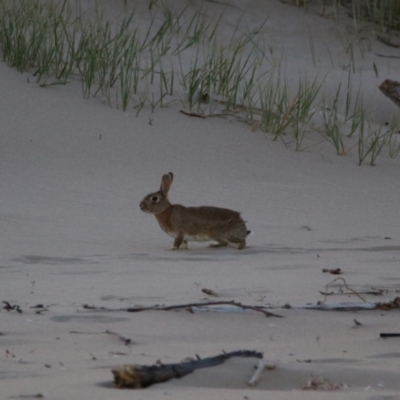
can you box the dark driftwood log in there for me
[112,350,263,388]
[379,79,400,107]
[380,333,400,338]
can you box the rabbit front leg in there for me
[228,238,246,250]
[171,235,188,250]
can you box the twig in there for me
[353,319,362,327]
[375,53,400,59]
[112,350,263,388]
[83,301,283,318]
[204,113,232,118]
[179,109,235,120]
[319,289,383,297]
[247,359,265,386]
[299,297,400,311]
[298,302,377,311]
[324,278,366,303]
[179,110,206,118]
[105,330,132,346]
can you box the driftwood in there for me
[112,350,263,388]
[380,333,400,338]
[379,79,400,107]
[83,301,283,318]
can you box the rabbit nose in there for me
[139,202,145,210]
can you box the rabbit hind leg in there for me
[228,237,246,250]
[208,240,228,248]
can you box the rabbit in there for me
[140,172,251,250]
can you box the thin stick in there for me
[319,289,383,297]
[179,110,206,118]
[247,359,265,386]
[159,301,283,318]
[298,296,400,311]
[83,301,283,318]
[324,278,366,303]
[105,330,132,346]
[375,53,400,59]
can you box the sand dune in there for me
[1,1,400,399]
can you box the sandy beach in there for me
[2,0,400,398]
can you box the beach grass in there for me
[343,0,400,31]
[0,0,399,165]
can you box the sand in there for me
[1,0,400,399]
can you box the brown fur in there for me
[139,173,249,250]
[154,207,175,235]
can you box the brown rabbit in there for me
[140,173,250,250]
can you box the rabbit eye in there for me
[151,196,158,202]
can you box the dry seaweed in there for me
[2,301,22,313]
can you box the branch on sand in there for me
[319,289,384,297]
[82,301,283,318]
[105,330,132,346]
[323,277,367,303]
[296,296,400,311]
[112,350,263,388]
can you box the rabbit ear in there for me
[160,172,173,195]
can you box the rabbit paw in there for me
[208,241,228,248]
[170,238,188,250]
